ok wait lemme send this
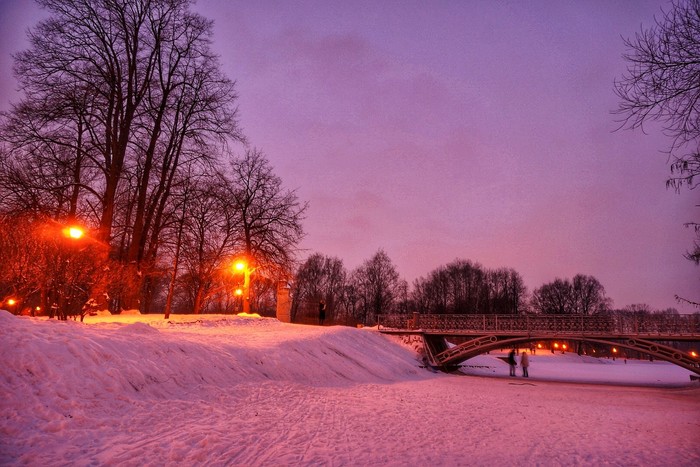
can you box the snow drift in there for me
[1,311,699,466]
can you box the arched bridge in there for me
[377,313,700,375]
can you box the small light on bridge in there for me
[691,351,698,358]
[612,347,618,353]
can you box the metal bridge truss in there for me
[423,334,700,375]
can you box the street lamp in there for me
[53,223,93,320]
[5,298,17,314]
[63,226,85,240]
[233,259,251,315]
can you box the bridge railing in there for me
[378,313,700,336]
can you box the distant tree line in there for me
[290,250,699,326]
[411,260,527,315]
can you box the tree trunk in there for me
[193,286,204,315]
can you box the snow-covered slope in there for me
[2,311,699,466]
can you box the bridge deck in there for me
[378,313,700,340]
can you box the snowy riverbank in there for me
[2,311,699,465]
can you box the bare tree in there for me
[227,149,307,282]
[614,0,700,271]
[2,0,244,311]
[178,174,242,315]
[411,259,526,315]
[484,268,527,315]
[571,274,611,315]
[291,253,347,323]
[531,275,610,315]
[125,11,243,270]
[350,249,405,325]
[531,278,573,315]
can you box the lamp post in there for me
[53,224,87,320]
[234,259,251,315]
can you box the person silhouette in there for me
[508,349,517,377]
[520,351,529,377]
[318,300,326,325]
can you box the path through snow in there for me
[1,312,699,465]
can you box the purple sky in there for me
[1,1,698,311]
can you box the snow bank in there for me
[1,311,699,465]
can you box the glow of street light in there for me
[63,226,84,239]
[691,351,698,358]
[235,288,243,296]
[7,298,16,306]
[234,261,246,271]
[69,227,83,239]
[612,347,618,353]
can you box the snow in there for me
[1,310,699,466]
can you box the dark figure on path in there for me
[318,300,326,325]
[520,351,529,377]
[508,349,517,377]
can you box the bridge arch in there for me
[427,334,700,375]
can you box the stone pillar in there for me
[276,280,291,323]
[412,312,420,330]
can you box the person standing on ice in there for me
[507,349,517,376]
[520,351,529,377]
[318,299,326,325]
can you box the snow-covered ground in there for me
[2,311,699,466]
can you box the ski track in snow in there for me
[1,311,699,466]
